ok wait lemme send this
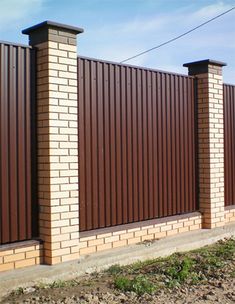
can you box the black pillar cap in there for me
[22,20,84,35]
[183,59,227,76]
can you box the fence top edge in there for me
[0,40,32,49]
[224,83,235,88]
[78,55,194,79]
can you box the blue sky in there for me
[0,0,234,82]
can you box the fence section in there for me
[0,42,36,245]
[78,57,198,232]
[224,84,235,206]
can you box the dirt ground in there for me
[2,276,235,304]
[1,238,235,304]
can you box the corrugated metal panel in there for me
[78,57,198,232]
[224,84,235,206]
[0,42,37,245]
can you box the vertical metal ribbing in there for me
[78,57,197,232]
[0,42,35,245]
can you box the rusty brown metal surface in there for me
[0,41,37,245]
[224,84,235,206]
[78,57,198,232]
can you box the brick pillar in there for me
[23,21,83,264]
[184,59,226,229]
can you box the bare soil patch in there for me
[2,238,235,303]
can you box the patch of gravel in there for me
[2,277,235,304]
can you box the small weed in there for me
[204,255,224,268]
[230,270,235,278]
[214,239,235,259]
[83,280,96,287]
[37,282,47,289]
[165,257,194,282]
[11,287,24,296]
[129,259,157,273]
[114,275,156,295]
[48,279,79,289]
[114,276,130,291]
[107,264,123,275]
[49,280,67,288]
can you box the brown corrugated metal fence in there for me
[224,83,235,206]
[78,57,198,232]
[0,41,37,245]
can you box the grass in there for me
[13,287,24,296]
[106,264,123,275]
[114,275,156,295]
[8,238,235,298]
[48,279,80,288]
[108,237,235,293]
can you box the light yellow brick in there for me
[148,227,160,234]
[88,238,104,247]
[178,226,190,233]
[97,243,112,252]
[61,239,79,248]
[97,233,112,239]
[14,246,36,254]
[141,234,154,241]
[26,250,40,259]
[80,235,96,242]
[49,49,67,57]
[58,43,76,52]
[48,247,71,257]
[44,256,61,265]
[71,245,80,253]
[127,237,141,245]
[59,57,76,66]
[120,232,134,240]
[167,229,178,236]
[0,262,14,272]
[60,211,78,219]
[113,240,127,248]
[105,235,120,243]
[154,231,167,239]
[4,253,25,263]
[80,246,96,255]
[160,225,172,232]
[135,230,148,237]
[61,253,79,262]
[79,241,88,249]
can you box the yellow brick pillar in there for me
[184,60,226,229]
[23,21,83,264]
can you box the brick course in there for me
[0,241,42,272]
[79,212,202,255]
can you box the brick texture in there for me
[0,241,42,273]
[25,25,81,264]
[197,67,225,228]
[225,206,235,223]
[185,61,226,229]
[79,213,202,255]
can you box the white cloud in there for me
[191,1,232,20]
[0,0,44,30]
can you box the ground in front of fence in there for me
[2,238,235,304]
